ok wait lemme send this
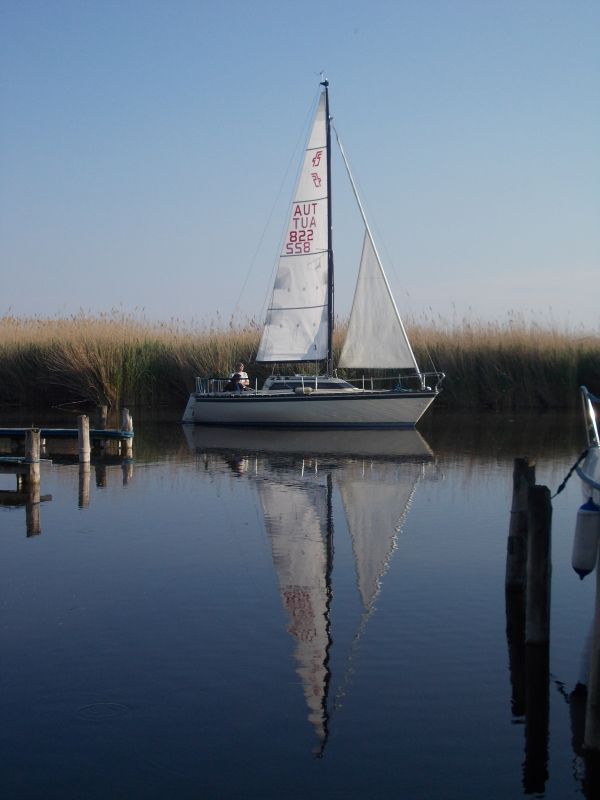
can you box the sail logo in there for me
[311,173,322,187]
[312,151,323,167]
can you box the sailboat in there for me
[182,79,444,428]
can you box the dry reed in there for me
[0,311,598,410]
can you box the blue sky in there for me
[1,0,598,330]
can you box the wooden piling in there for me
[20,429,42,534]
[506,458,536,590]
[95,405,108,430]
[584,549,600,751]
[78,463,90,508]
[122,461,133,485]
[121,408,133,432]
[505,588,526,718]
[25,483,41,536]
[24,428,41,487]
[525,485,552,645]
[94,405,108,451]
[95,464,107,488]
[121,408,133,456]
[78,415,90,463]
[523,642,550,792]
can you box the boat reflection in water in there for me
[184,426,435,752]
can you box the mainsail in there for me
[256,93,329,363]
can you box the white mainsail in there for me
[338,231,418,369]
[258,477,330,744]
[257,93,329,363]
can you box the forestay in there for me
[257,93,330,363]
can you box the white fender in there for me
[572,498,600,579]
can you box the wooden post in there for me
[506,458,536,590]
[584,543,600,750]
[24,428,41,487]
[78,415,90,463]
[121,408,133,457]
[78,463,90,508]
[525,485,552,644]
[121,408,133,432]
[23,429,41,535]
[25,483,41,536]
[505,588,526,718]
[95,405,108,430]
[95,464,107,488]
[505,458,535,717]
[94,405,108,451]
[122,461,133,485]
[523,642,550,793]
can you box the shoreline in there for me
[1,314,599,410]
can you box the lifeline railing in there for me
[348,371,445,392]
[194,377,260,394]
[194,371,445,395]
[581,385,600,448]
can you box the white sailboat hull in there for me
[182,390,436,428]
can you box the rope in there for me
[552,449,589,498]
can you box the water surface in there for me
[1,410,598,798]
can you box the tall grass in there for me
[0,311,598,410]
[407,313,600,409]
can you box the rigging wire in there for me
[333,124,424,375]
[552,449,589,498]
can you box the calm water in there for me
[1,410,599,799]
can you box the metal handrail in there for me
[194,377,258,394]
[353,371,445,392]
[581,386,600,447]
[194,371,445,395]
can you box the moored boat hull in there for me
[182,390,436,428]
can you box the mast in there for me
[321,78,334,376]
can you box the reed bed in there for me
[0,312,598,410]
[406,314,600,410]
